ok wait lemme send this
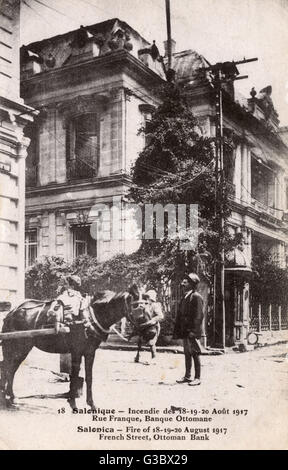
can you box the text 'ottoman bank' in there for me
[21,19,288,346]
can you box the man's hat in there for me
[183,273,200,285]
[146,290,157,302]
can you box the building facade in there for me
[21,19,288,345]
[0,0,34,306]
[21,19,164,266]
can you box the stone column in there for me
[38,107,56,185]
[277,171,285,210]
[16,136,30,302]
[109,88,123,174]
[98,106,111,177]
[246,147,251,204]
[279,242,286,268]
[55,108,66,183]
[241,143,248,203]
[48,212,56,256]
[233,144,242,201]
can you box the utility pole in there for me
[164,0,175,82]
[204,58,258,349]
[165,0,172,70]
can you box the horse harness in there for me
[88,292,132,342]
[87,291,150,342]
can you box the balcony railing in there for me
[67,157,97,180]
[251,198,283,220]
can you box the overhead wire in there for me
[31,0,80,24]
[75,0,113,17]
[22,0,53,27]
[135,159,214,191]
[29,106,286,209]
[21,1,288,133]
[240,181,285,214]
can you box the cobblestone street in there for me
[0,343,287,450]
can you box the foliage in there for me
[25,84,240,342]
[25,254,179,343]
[251,249,288,305]
[25,253,166,297]
[25,256,71,300]
[130,83,236,282]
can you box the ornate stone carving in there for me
[58,92,109,124]
[107,28,133,52]
[138,103,155,114]
[45,53,56,68]
[76,210,90,226]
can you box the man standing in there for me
[173,273,204,386]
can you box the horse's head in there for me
[89,285,152,332]
[128,284,152,325]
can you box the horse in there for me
[0,285,147,411]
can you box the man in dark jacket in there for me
[173,273,203,386]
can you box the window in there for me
[25,230,38,268]
[251,156,275,208]
[73,226,97,258]
[139,104,155,148]
[67,113,99,180]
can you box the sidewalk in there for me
[101,330,288,355]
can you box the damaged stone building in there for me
[20,18,288,345]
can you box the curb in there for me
[100,340,288,355]
[100,343,224,355]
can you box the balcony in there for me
[67,157,97,181]
[251,198,283,221]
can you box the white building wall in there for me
[125,95,144,172]
[0,1,33,305]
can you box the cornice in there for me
[0,96,34,114]
[21,50,164,98]
[230,199,285,230]
[222,92,288,152]
[25,194,129,215]
[26,173,132,197]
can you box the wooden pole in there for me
[258,303,262,332]
[215,71,226,350]
[0,326,69,340]
[165,0,172,70]
[268,304,272,331]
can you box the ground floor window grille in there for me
[260,304,270,331]
[281,308,288,329]
[271,305,280,330]
[73,225,97,258]
[250,303,259,330]
[250,302,288,331]
[25,229,38,268]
